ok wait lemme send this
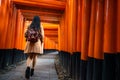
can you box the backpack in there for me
[25,28,41,43]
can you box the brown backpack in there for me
[25,28,42,43]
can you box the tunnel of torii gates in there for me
[0,0,120,80]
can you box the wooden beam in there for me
[12,0,66,10]
[25,15,60,24]
[21,9,62,17]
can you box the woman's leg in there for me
[25,54,34,79]
[32,54,37,69]
[31,54,37,76]
[26,54,34,67]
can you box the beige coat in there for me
[24,25,44,54]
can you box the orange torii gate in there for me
[0,0,120,80]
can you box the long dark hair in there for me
[29,16,41,30]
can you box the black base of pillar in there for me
[116,53,120,80]
[44,49,58,54]
[75,52,81,80]
[58,51,71,75]
[102,53,116,80]
[80,60,87,80]
[93,59,103,80]
[71,53,76,79]
[71,52,81,80]
[86,57,94,80]
[0,49,27,69]
[58,51,81,80]
[0,50,4,69]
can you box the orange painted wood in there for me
[104,0,117,53]
[0,0,19,49]
[117,0,120,52]
[5,5,15,48]
[21,9,62,17]
[88,0,97,58]
[12,0,66,10]
[20,16,24,50]
[22,20,26,50]
[44,30,58,35]
[68,0,74,53]
[3,11,9,48]
[25,15,60,24]
[64,8,68,52]
[0,0,62,49]
[72,0,77,52]
[44,37,57,49]
[14,10,24,49]
[21,9,62,24]
[81,0,91,60]
[15,10,20,49]
[59,14,66,51]
[66,0,77,53]
[94,0,104,59]
[76,0,82,52]
[10,7,17,49]
[0,0,9,48]
[58,24,60,50]
[43,23,58,44]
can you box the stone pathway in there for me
[54,55,72,80]
[0,52,58,80]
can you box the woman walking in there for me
[24,16,44,79]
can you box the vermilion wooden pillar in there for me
[5,4,17,49]
[76,0,82,53]
[14,10,19,49]
[0,0,9,49]
[67,0,73,54]
[15,10,24,49]
[59,14,66,51]
[117,0,120,53]
[64,6,68,52]
[117,0,120,79]
[18,11,23,50]
[59,0,72,78]
[72,0,77,53]
[58,23,61,51]
[80,0,91,80]
[66,0,77,53]
[93,0,104,80]
[75,0,82,79]
[1,0,10,48]
[60,4,70,75]
[71,0,78,79]
[81,0,91,61]
[86,0,97,80]
[88,0,97,59]
[94,0,104,60]
[103,0,117,80]
[22,19,26,50]
[20,16,24,50]
[10,6,17,49]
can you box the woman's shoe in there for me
[31,69,34,76]
[25,67,30,79]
